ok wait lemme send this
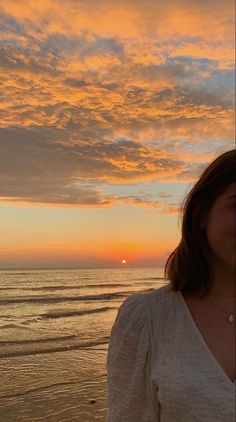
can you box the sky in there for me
[0,0,235,268]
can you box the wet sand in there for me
[0,347,109,421]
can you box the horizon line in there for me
[0,265,165,270]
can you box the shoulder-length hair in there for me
[164,149,236,299]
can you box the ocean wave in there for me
[0,337,109,359]
[0,335,76,344]
[0,323,20,329]
[0,287,18,290]
[0,286,81,291]
[41,306,114,319]
[10,272,29,275]
[88,283,133,288]
[135,277,164,281]
[0,322,36,330]
[0,291,130,305]
[0,282,134,291]
[0,374,106,400]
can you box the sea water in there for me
[0,267,167,421]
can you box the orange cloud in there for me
[0,0,234,209]
[2,0,234,43]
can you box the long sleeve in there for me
[106,292,160,421]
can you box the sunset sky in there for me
[0,0,235,268]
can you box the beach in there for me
[0,267,165,421]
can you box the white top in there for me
[106,284,235,421]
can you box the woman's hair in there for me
[164,149,236,299]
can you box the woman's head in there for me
[164,149,236,298]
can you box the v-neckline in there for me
[178,290,236,389]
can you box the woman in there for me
[106,149,235,421]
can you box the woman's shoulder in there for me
[145,283,178,305]
[116,283,177,329]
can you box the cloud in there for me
[0,125,225,210]
[0,0,235,209]
[0,126,183,206]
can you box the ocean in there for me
[0,267,167,421]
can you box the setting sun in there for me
[122,259,127,264]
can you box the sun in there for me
[121,259,127,264]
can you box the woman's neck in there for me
[209,260,235,297]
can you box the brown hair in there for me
[164,149,236,299]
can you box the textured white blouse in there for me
[106,284,235,421]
